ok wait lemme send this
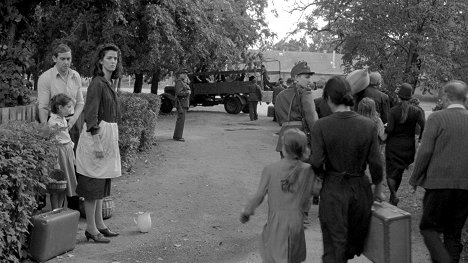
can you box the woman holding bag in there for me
[310,76,384,262]
[75,44,122,243]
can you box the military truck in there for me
[160,62,280,114]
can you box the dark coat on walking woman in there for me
[385,103,425,169]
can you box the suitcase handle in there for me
[372,201,409,215]
[371,201,384,211]
[38,208,64,218]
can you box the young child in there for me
[240,128,314,263]
[358,97,387,146]
[48,93,78,209]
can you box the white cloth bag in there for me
[76,121,121,179]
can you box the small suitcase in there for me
[363,201,412,263]
[29,208,80,262]
[267,105,275,117]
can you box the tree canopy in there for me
[0,0,271,106]
[290,0,468,93]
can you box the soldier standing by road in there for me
[173,73,191,142]
[247,76,262,121]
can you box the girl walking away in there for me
[48,93,78,209]
[357,98,387,147]
[310,76,384,262]
[240,129,314,263]
[385,83,425,206]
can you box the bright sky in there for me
[265,0,306,41]
[264,1,325,41]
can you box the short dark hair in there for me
[53,43,71,57]
[91,43,123,80]
[50,93,72,114]
[323,76,354,107]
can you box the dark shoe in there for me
[389,195,400,206]
[98,228,119,237]
[85,231,110,243]
[173,137,185,142]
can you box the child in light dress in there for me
[358,97,387,148]
[48,93,78,209]
[240,128,314,263]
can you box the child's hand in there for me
[240,213,250,224]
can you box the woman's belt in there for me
[327,170,365,179]
[282,121,302,127]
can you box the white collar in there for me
[447,104,466,109]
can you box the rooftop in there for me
[260,50,345,76]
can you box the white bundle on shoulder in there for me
[346,68,370,94]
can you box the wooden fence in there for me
[0,104,38,124]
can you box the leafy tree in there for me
[122,0,271,93]
[271,33,337,52]
[3,0,271,102]
[292,0,468,93]
[0,0,40,107]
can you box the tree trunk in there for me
[33,74,39,90]
[150,70,160,94]
[133,73,143,93]
[7,22,17,47]
[404,43,419,91]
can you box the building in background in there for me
[260,50,345,89]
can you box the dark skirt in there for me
[76,172,111,200]
[385,136,416,169]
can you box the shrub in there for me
[118,93,148,169]
[131,93,160,150]
[118,92,160,169]
[0,121,57,262]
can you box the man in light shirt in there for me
[38,43,84,144]
[37,43,84,210]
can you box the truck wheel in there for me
[224,96,242,114]
[160,96,173,113]
[242,104,249,113]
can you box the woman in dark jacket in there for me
[75,44,122,243]
[385,83,425,206]
[310,76,384,262]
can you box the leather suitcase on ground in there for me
[267,105,275,117]
[363,201,412,263]
[29,208,80,262]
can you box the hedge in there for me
[0,91,160,262]
[0,122,57,262]
[118,92,160,169]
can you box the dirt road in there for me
[41,104,436,263]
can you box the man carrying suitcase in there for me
[410,80,468,263]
